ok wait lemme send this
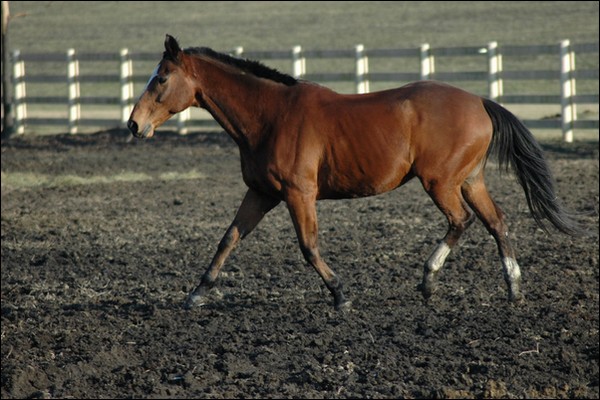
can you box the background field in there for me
[8,1,600,52]
[5,1,600,138]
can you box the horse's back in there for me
[304,80,492,147]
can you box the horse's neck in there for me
[193,59,281,148]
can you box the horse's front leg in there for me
[184,188,280,309]
[285,189,351,311]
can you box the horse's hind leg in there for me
[418,183,475,299]
[184,188,280,309]
[461,176,524,302]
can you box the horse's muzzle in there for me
[127,119,141,138]
[127,119,154,138]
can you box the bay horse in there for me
[128,35,581,311]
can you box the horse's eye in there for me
[158,76,168,84]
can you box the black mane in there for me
[185,47,298,86]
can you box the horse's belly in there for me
[317,159,410,200]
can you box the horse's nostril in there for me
[127,119,138,135]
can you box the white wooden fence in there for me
[8,40,599,142]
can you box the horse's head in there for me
[127,35,198,138]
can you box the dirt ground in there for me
[1,129,598,399]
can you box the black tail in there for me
[482,98,583,235]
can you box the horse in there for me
[128,34,582,311]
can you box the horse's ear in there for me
[164,34,182,62]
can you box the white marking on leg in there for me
[502,257,521,282]
[427,242,452,272]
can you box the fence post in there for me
[292,45,305,78]
[487,41,503,102]
[67,49,80,134]
[560,39,576,143]
[12,50,26,135]
[176,108,190,135]
[420,44,434,80]
[120,48,134,127]
[355,44,369,94]
[233,46,244,57]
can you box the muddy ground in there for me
[1,130,598,399]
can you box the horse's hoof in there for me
[183,293,206,310]
[416,282,435,299]
[509,292,525,304]
[335,300,352,313]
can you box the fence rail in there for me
[6,40,599,142]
